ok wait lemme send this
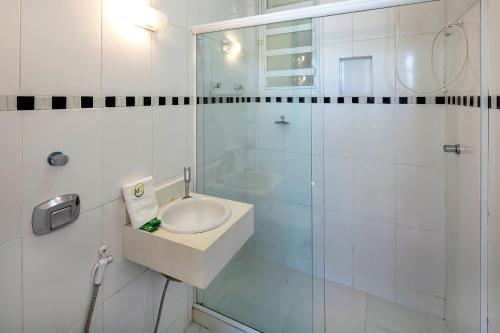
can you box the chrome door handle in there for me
[443,144,463,155]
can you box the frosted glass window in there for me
[267,0,307,9]
[267,52,313,71]
[266,30,312,50]
[340,57,373,96]
[266,75,314,87]
[267,18,311,30]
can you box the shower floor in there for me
[199,250,449,333]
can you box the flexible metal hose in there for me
[154,276,171,333]
[84,284,100,333]
[154,275,181,333]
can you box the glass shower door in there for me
[195,22,322,333]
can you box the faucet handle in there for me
[184,166,192,182]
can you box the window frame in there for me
[259,0,319,94]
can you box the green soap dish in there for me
[140,218,162,233]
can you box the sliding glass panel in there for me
[196,1,482,333]
[196,21,320,333]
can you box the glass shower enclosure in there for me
[195,20,321,333]
[195,1,484,332]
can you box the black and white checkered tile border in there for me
[197,96,448,105]
[197,95,486,107]
[1,95,494,111]
[0,96,193,111]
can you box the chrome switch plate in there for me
[32,194,80,236]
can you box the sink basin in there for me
[159,197,231,234]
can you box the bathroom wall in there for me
[0,0,198,332]
[317,1,449,320]
[488,0,500,332]
[442,0,482,332]
[189,0,257,26]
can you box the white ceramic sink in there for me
[159,197,231,234]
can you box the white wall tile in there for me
[322,42,352,97]
[21,0,101,95]
[325,210,353,287]
[354,273,395,302]
[284,103,312,155]
[102,107,153,202]
[488,0,500,95]
[253,195,290,253]
[324,104,353,159]
[396,225,445,297]
[322,14,352,44]
[352,104,396,163]
[153,273,190,333]
[153,0,188,29]
[353,161,396,223]
[312,104,324,156]
[397,165,445,233]
[102,199,146,300]
[152,25,189,96]
[254,103,285,151]
[0,240,22,333]
[23,208,102,333]
[353,8,394,41]
[103,270,155,333]
[396,285,444,318]
[397,1,445,35]
[66,304,104,333]
[0,0,19,94]
[0,112,22,244]
[102,0,152,96]
[22,109,103,235]
[488,218,500,331]
[396,105,445,168]
[353,217,395,283]
[188,0,242,26]
[153,106,194,183]
[445,0,477,22]
[353,38,396,97]
[444,2,480,95]
[324,157,353,214]
[395,33,445,96]
[165,309,191,333]
[277,152,312,205]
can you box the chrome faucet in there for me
[183,167,192,199]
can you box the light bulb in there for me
[222,38,242,55]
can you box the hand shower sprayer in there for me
[85,245,113,333]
